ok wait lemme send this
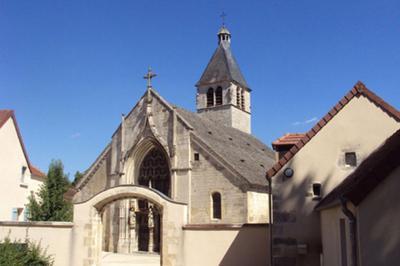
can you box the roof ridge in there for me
[266,81,400,178]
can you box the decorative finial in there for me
[220,11,227,26]
[143,67,157,88]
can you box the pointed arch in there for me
[124,137,172,197]
[138,147,170,196]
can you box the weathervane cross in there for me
[220,11,227,26]
[144,67,157,88]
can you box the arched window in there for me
[236,88,241,107]
[212,192,222,219]
[138,147,170,196]
[207,88,214,107]
[216,87,223,106]
[241,90,245,110]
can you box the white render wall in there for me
[0,118,43,221]
[0,221,73,266]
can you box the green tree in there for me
[0,235,53,266]
[72,171,84,186]
[27,160,72,221]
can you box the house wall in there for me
[0,221,73,266]
[183,225,269,266]
[0,118,43,221]
[272,95,399,266]
[357,166,400,266]
[320,205,352,266]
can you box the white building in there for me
[0,110,46,221]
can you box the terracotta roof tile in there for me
[266,81,400,179]
[31,165,46,178]
[272,133,305,149]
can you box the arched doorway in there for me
[71,185,187,266]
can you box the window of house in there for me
[345,152,357,167]
[21,166,27,183]
[194,153,200,161]
[241,90,245,110]
[215,87,223,105]
[11,208,23,221]
[207,88,214,107]
[212,192,222,219]
[24,207,30,222]
[312,183,322,199]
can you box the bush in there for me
[0,236,53,266]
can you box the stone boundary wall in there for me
[183,224,270,266]
[0,221,74,266]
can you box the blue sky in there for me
[1,0,399,179]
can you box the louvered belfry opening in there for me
[207,88,214,107]
[215,87,223,105]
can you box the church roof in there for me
[176,107,275,188]
[196,41,249,89]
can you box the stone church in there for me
[73,25,274,265]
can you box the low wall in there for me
[0,221,73,266]
[183,224,270,266]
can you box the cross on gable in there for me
[144,67,157,88]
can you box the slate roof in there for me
[196,41,249,89]
[176,107,275,188]
[266,81,400,178]
[315,129,400,210]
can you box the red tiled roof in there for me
[266,81,400,178]
[31,165,46,178]
[272,133,305,149]
[0,110,13,129]
[315,129,400,210]
[0,109,44,177]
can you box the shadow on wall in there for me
[272,163,336,265]
[220,225,270,266]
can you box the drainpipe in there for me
[340,197,358,266]
[266,176,273,266]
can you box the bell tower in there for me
[196,25,251,134]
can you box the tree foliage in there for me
[72,171,84,186]
[0,236,53,266]
[27,160,72,221]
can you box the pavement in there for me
[101,251,160,266]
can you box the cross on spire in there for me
[143,67,157,88]
[220,11,227,26]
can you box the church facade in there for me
[73,25,274,265]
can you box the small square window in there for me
[194,153,200,161]
[345,152,357,167]
[312,183,322,199]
